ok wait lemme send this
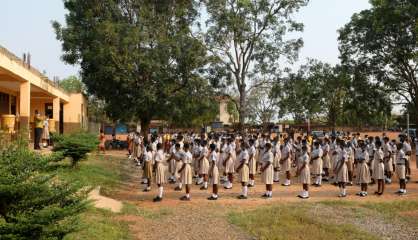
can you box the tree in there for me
[0,136,86,240]
[59,75,84,93]
[54,0,211,135]
[247,86,279,125]
[338,0,418,126]
[204,0,308,129]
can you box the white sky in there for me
[0,0,371,80]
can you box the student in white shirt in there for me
[395,143,407,195]
[236,141,250,199]
[208,143,220,200]
[179,143,193,201]
[153,143,166,202]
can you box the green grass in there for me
[64,208,131,240]
[120,202,172,220]
[361,199,418,225]
[229,203,379,240]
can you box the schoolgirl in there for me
[373,140,385,195]
[261,143,274,198]
[153,143,166,202]
[334,141,348,197]
[356,140,370,197]
[311,141,323,187]
[297,145,310,199]
[178,143,193,201]
[208,143,220,200]
[236,141,250,199]
[142,145,153,192]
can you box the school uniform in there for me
[154,149,166,184]
[334,149,348,183]
[143,151,153,179]
[373,148,385,180]
[261,150,274,185]
[168,145,176,176]
[210,151,219,185]
[238,149,250,183]
[311,147,323,176]
[192,144,200,174]
[199,146,210,175]
[273,143,281,169]
[383,142,393,173]
[367,142,376,172]
[396,149,406,180]
[174,150,184,180]
[225,144,235,174]
[181,151,193,185]
[346,147,354,173]
[322,143,331,169]
[357,150,371,184]
[248,145,257,174]
[330,141,338,170]
[280,143,291,172]
[298,152,310,184]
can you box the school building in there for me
[0,45,88,136]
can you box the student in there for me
[401,138,412,180]
[208,143,220,200]
[220,137,228,183]
[367,136,376,184]
[346,142,355,186]
[334,141,348,197]
[383,137,393,184]
[395,142,407,195]
[178,143,193,201]
[167,139,177,183]
[198,140,210,190]
[248,138,257,187]
[98,129,106,154]
[142,146,153,192]
[273,138,281,183]
[311,141,323,187]
[322,138,331,181]
[373,140,385,195]
[356,140,370,197]
[280,138,292,186]
[192,139,201,180]
[171,144,184,191]
[223,138,235,189]
[236,141,250,199]
[261,143,274,198]
[297,145,310,199]
[153,143,166,202]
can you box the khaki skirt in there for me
[169,159,176,174]
[335,164,348,183]
[262,164,274,184]
[323,154,331,168]
[225,158,235,173]
[273,156,281,169]
[193,157,200,172]
[312,158,323,175]
[347,157,354,172]
[181,164,193,185]
[239,164,250,183]
[143,161,153,179]
[281,158,291,172]
[200,157,210,175]
[155,163,166,184]
[210,165,219,185]
[357,162,370,184]
[249,158,257,174]
[385,157,393,172]
[373,162,385,180]
[396,164,406,179]
[175,161,183,179]
[299,167,310,184]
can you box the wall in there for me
[63,93,88,133]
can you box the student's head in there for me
[375,140,382,148]
[242,142,249,149]
[201,140,207,147]
[146,146,152,152]
[265,142,272,150]
[314,141,320,148]
[35,110,39,114]
[397,142,403,150]
[209,143,216,151]
[302,145,307,152]
[184,143,190,151]
[157,143,162,150]
[175,143,180,150]
[249,138,255,146]
[383,137,389,143]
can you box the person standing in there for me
[356,140,370,197]
[395,143,407,195]
[261,143,274,198]
[297,145,310,199]
[208,143,220,200]
[373,140,385,195]
[179,143,193,201]
[236,141,250,199]
[153,143,166,202]
[34,110,43,150]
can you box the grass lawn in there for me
[55,154,133,240]
[228,200,418,240]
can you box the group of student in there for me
[127,131,415,202]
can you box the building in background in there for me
[0,45,87,136]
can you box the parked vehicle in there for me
[103,123,129,149]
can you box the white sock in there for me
[212,193,218,198]
[186,193,190,198]
[274,172,279,181]
[243,186,248,196]
[158,187,163,198]
[342,188,346,195]
[318,175,322,185]
[143,178,148,184]
[178,183,183,189]
[204,182,208,188]
[250,179,254,185]
[269,191,272,197]
[305,191,309,197]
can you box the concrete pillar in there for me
[19,81,30,131]
[53,97,60,133]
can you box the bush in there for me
[0,138,87,240]
[52,132,99,167]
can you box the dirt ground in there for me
[101,150,418,240]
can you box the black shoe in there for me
[200,186,208,190]
[237,195,248,199]
[153,196,162,202]
[174,186,182,191]
[247,184,254,188]
[207,196,218,200]
[143,188,151,192]
[180,196,191,201]
[224,186,232,189]
[261,193,269,198]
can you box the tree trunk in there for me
[238,87,247,132]
[140,119,150,142]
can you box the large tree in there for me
[338,0,418,126]
[204,0,308,129]
[54,0,214,134]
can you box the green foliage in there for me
[52,132,99,167]
[204,0,308,125]
[59,75,84,93]
[0,140,87,240]
[338,0,418,125]
[54,0,213,131]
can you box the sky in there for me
[0,0,371,80]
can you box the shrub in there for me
[0,138,87,240]
[52,132,99,167]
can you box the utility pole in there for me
[407,113,410,138]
